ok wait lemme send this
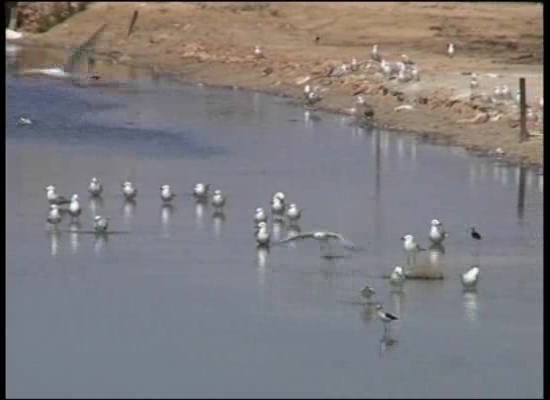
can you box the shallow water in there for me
[6,50,543,398]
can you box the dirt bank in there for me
[19,2,544,168]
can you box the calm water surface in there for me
[6,50,543,398]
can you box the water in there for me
[6,49,543,398]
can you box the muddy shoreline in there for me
[13,2,543,169]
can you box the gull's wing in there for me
[276,232,317,244]
[64,23,107,73]
[325,232,358,249]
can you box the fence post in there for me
[519,78,527,142]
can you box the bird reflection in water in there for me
[122,199,136,226]
[69,221,81,254]
[212,211,225,238]
[194,200,207,231]
[379,330,399,356]
[391,289,404,318]
[462,289,479,323]
[161,204,175,238]
[360,301,381,324]
[48,229,61,257]
[427,243,445,267]
[271,218,285,242]
[93,232,108,256]
[538,174,543,193]
[397,136,405,161]
[256,246,269,288]
[89,196,104,216]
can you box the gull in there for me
[193,183,210,200]
[47,204,62,225]
[371,44,382,62]
[461,265,480,289]
[360,283,376,300]
[305,88,322,106]
[161,184,176,203]
[285,203,302,223]
[501,85,512,101]
[254,207,268,225]
[255,221,271,247]
[401,54,414,66]
[401,234,425,265]
[470,73,479,91]
[211,189,226,211]
[93,215,109,233]
[277,230,358,257]
[471,226,482,240]
[389,265,406,286]
[429,219,448,245]
[376,304,399,332]
[68,194,82,220]
[272,191,286,203]
[271,196,285,215]
[88,177,103,197]
[254,45,265,59]
[447,43,455,58]
[350,58,359,72]
[411,66,420,82]
[329,63,349,78]
[16,116,33,126]
[122,181,137,201]
[45,185,70,205]
[19,24,107,80]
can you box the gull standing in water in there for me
[88,177,103,197]
[461,265,480,290]
[193,183,210,201]
[160,184,176,203]
[271,196,285,216]
[93,215,109,233]
[429,219,448,245]
[45,185,70,205]
[211,189,226,211]
[277,231,358,258]
[286,203,302,223]
[254,207,268,225]
[401,234,425,265]
[360,283,376,300]
[389,265,406,286]
[122,181,137,201]
[47,204,63,225]
[255,221,271,247]
[68,194,82,220]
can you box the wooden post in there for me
[519,78,527,142]
[517,164,526,220]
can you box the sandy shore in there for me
[17,2,544,168]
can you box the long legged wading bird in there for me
[376,304,399,333]
[276,230,358,258]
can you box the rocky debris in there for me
[16,2,89,33]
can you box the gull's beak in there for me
[400,236,405,241]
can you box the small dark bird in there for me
[471,227,482,240]
[314,35,320,44]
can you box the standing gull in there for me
[429,219,448,245]
[88,177,103,197]
[389,265,406,286]
[461,265,480,290]
[122,181,137,201]
[360,283,376,300]
[447,43,455,59]
[93,215,109,233]
[47,204,63,225]
[401,234,425,265]
[193,183,210,200]
[45,185,70,205]
[255,221,271,247]
[68,194,82,220]
[160,184,176,203]
[286,203,302,223]
[371,44,382,62]
[211,189,226,211]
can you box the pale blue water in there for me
[6,50,543,398]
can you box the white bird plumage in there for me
[47,204,62,225]
[160,184,176,203]
[94,215,109,233]
[122,181,137,200]
[68,193,82,219]
[88,177,103,197]
[255,221,271,247]
[429,219,448,245]
[461,265,480,289]
[211,189,226,210]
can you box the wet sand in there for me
[16,2,543,166]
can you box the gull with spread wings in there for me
[276,230,360,257]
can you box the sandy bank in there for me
[17,2,544,168]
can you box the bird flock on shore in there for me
[44,175,484,337]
